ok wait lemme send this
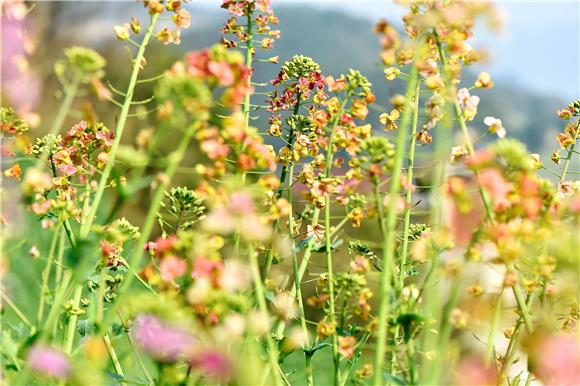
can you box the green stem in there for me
[247,243,283,386]
[119,311,155,385]
[263,95,302,278]
[37,226,62,325]
[406,336,417,385]
[103,333,125,382]
[0,290,32,328]
[233,6,255,254]
[273,208,320,338]
[485,287,504,366]
[63,284,83,354]
[498,293,536,383]
[305,352,314,386]
[510,275,533,333]
[105,122,197,328]
[372,63,419,386]
[41,271,73,340]
[398,82,421,291]
[288,161,313,385]
[560,130,578,183]
[80,13,159,238]
[323,98,348,386]
[428,279,461,384]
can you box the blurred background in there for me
[3,0,579,156]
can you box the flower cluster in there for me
[115,1,191,45]
[220,0,280,53]
[268,55,327,112]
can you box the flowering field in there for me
[1,1,579,385]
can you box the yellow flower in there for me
[379,109,400,131]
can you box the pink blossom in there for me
[208,60,235,86]
[533,335,580,386]
[27,344,71,379]
[159,255,187,282]
[132,314,196,363]
[453,356,497,385]
[192,256,223,285]
[228,191,255,215]
[479,168,512,210]
[191,349,234,381]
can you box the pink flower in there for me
[479,168,512,210]
[159,255,187,282]
[27,344,71,379]
[192,256,223,285]
[191,349,234,381]
[228,191,255,215]
[453,356,497,385]
[208,60,235,86]
[132,314,196,363]
[533,335,580,386]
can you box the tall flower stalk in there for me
[80,13,159,238]
[372,63,419,386]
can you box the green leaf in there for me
[383,372,408,385]
[312,238,344,253]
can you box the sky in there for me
[290,1,580,101]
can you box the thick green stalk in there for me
[37,226,62,325]
[242,10,254,144]
[263,96,302,277]
[433,34,494,221]
[107,122,197,325]
[322,98,349,386]
[103,334,125,382]
[406,336,417,385]
[427,279,460,384]
[288,161,313,386]
[80,13,159,238]
[560,129,578,183]
[435,32,534,337]
[0,290,32,328]
[498,293,536,383]
[233,7,255,254]
[485,287,504,366]
[398,82,421,291]
[273,208,320,339]
[64,285,83,354]
[372,64,419,386]
[247,244,283,386]
[389,82,421,377]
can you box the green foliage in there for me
[157,187,205,234]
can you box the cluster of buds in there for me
[554,100,580,158]
[23,121,114,225]
[115,1,191,45]
[196,112,276,177]
[292,70,375,209]
[268,55,326,112]
[220,0,280,54]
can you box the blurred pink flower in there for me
[26,344,71,379]
[132,314,196,362]
[208,60,235,86]
[479,168,512,210]
[229,191,255,215]
[453,356,497,385]
[190,348,234,381]
[533,335,580,386]
[192,256,223,285]
[1,0,41,116]
[159,255,187,282]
